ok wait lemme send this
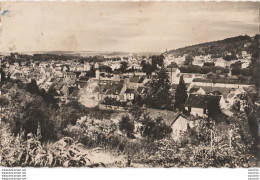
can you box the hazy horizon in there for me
[1,2,259,53]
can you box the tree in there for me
[119,61,129,73]
[174,75,188,111]
[1,81,59,142]
[119,115,134,138]
[26,79,40,94]
[207,97,221,120]
[151,55,164,70]
[184,54,194,65]
[141,60,152,77]
[231,67,242,75]
[1,69,6,83]
[167,62,178,68]
[141,116,172,141]
[231,61,242,69]
[144,66,172,109]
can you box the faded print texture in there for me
[0,1,259,167]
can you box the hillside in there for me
[167,35,259,60]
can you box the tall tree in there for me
[141,116,172,141]
[174,75,188,111]
[141,60,152,77]
[207,97,221,119]
[119,61,129,73]
[119,115,134,138]
[151,55,164,71]
[26,79,40,94]
[144,66,172,109]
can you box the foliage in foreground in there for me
[0,124,105,167]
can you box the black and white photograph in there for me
[0,1,259,170]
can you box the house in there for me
[169,114,189,141]
[146,108,195,141]
[99,82,126,101]
[166,68,180,84]
[84,62,91,71]
[188,87,206,95]
[189,85,233,100]
[185,94,222,117]
[124,88,136,101]
[63,72,76,86]
[60,85,79,97]
[113,71,123,81]
[225,88,247,111]
[70,88,79,100]
[127,76,146,89]
[192,78,254,88]
[75,80,88,89]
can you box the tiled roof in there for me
[192,85,233,98]
[185,94,221,109]
[129,76,140,83]
[188,87,200,94]
[100,82,124,95]
[125,88,136,94]
[137,76,145,83]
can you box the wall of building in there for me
[185,107,206,117]
[171,116,188,141]
[191,81,253,88]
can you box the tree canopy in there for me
[174,75,188,111]
[144,66,173,110]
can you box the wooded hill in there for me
[167,35,259,60]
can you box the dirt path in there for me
[78,81,99,108]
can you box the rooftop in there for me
[100,82,124,95]
[191,85,234,98]
[185,94,221,109]
[125,88,136,94]
[193,78,254,85]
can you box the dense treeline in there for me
[168,35,258,59]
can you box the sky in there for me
[0,1,259,53]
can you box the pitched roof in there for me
[65,72,76,76]
[43,68,52,73]
[71,89,79,97]
[68,86,79,95]
[146,108,180,126]
[76,81,88,88]
[188,87,200,94]
[185,94,221,109]
[192,85,233,98]
[129,76,140,83]
[137,76,145,83]
[100,82,124,95]
[125,88,136,94]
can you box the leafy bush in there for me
[0,124,105,167]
